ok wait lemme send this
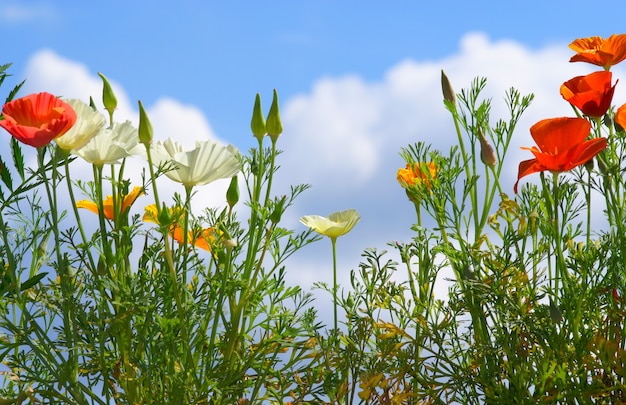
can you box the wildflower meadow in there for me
[2,34,626,404]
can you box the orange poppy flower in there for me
[615,103,626,131]
[397,162,437,189]
[560,71,617,118]
[77,186,144,220]
[0,92,77,148]
[569,34,626,69]
[143,204,214,252]
[514,117,607,193]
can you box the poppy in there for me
[143,204,214,252]
[615,103,626,130]
[569,34,626,69]
[0,92,77,148]
[299,209,361,240]
[514,117,607,193]
[397,162,437,189]
[560,71,617,118]
[77,186,144,220]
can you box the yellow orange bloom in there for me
[397,162,437,189]
[143,204,214,252]
[569,34,626,69]
[76,186,144,220]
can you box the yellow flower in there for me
[143,204,214,252]
[76,186,144,220]
[299,209,360,240]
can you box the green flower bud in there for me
[269,195,287,224]
[441,70,456,107]
[98,72,118,114]
[266,89,283,142]
[251,93,266,140]
[137,100,154,145]
[226,175,239,209]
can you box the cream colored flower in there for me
[74,121,141,165]
[299,209,361,239]
[150,138,241,188]
[55,99,106,151]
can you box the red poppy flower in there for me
[0,92,77,148]
[560,71,617,118]
[569,34,626,69]
[514,117,607,193]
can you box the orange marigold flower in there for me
[0,92,77,148]
[615,103,626,130]
[560,71,617,118]
[77,186,144,220]
[143,204,214,252]
[514,117,607,193]
[569,34,626,69]
[397,162,437,189]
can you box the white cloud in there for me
[0,3,58,24]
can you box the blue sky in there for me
[2,1,626,306]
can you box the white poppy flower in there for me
[299,209,361,240]
[74,121,141,165]
[55,99,106,151]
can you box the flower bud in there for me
[226,175,239,209]
[251,93,266,140]
[98,72,118,115]
[478,128,497,167]
[441,70,456,107]
[137,100,154,145]
[266,89,283,142]
[269,195,287,224]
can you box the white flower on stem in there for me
[299,209,361,240]
[150,138,241,188]
[74,121,141,165]
[54,99,106,152]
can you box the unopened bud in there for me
[226,175,239,209]
[269,195,287,224]
[478,128,497,167]
[98,72,118,115]
[266,89,283,142]
[441,70,456,107]
[251,93,266,140]
[137,100,154,145]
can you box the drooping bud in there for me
[226,175,239,209]
[251,93,267,140]
[266,89,283,142]
[137,100,154,146]
[441,70,456,107]
[98,72,118,116]
[478,128,497,167]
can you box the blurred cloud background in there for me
[1,1,625,318]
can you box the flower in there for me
[397,162,437,189]
[143,204,214,252]
[299,209,360,240]
[560,71,617,118]
[150,138,241,188]
[514,117,607,193]
[569,34,626,69]
[77,186,144,220]
[0,92,77,148]
[74,121,141,165]
[54,99,106,151]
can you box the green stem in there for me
[331,236,338,331]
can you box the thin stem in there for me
[331,236,338,331]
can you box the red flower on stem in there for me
[560,71,617,118]
[514,117,607,193]
[0,92,77,148]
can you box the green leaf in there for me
[20,272,48,291]
[0,154,12,190]
[10,137,24,181]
